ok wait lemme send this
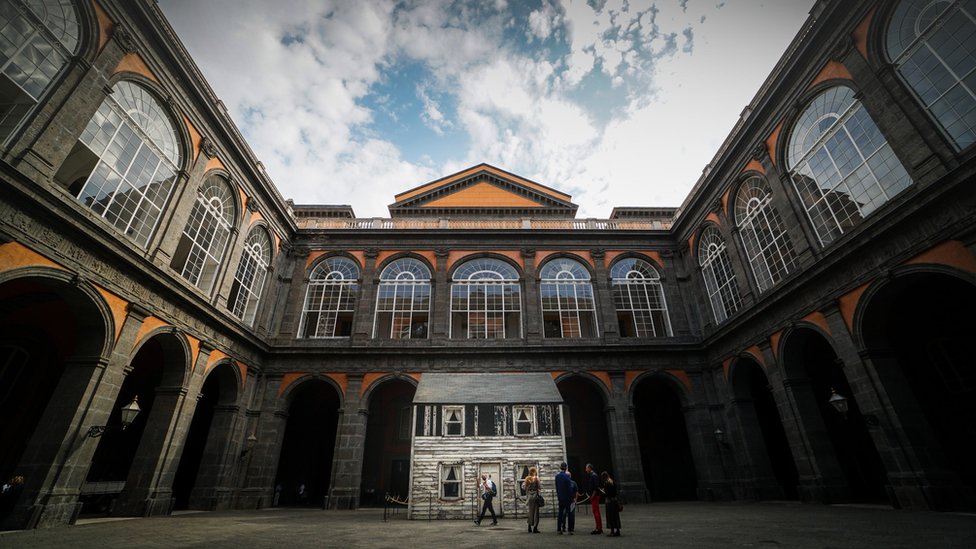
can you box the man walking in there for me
[554,462,577,535]
[585,463,603,534]
[474,473,497,526]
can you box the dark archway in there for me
[274,380,341,507]
[729,358,798,500]
[172,363,240,510]
[782,328,888,502]
[860,272,976,502]
[557,376,612,481]
[360,378,416,505]
[633,376,697,501]
[82,331,187,516]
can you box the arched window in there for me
[228,227,271,326]
[67,81,183,247]
[374,258,430,339]
[734,177,799,292]
[539,257,597,338]
[0,0,80,142]
[787,85,912,247]
[698,226,742,324]
[450,258,521,339]
[887,0,976,150]
[299,256,359,338]
[171,177,236,292]
[610,257,671,337]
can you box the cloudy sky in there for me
[158,0,814,218]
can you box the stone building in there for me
[0,0,974,530]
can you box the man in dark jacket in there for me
[554,462,577,534]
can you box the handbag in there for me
[536,493,545,507]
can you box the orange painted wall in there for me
[744,345,766,368]
[665,369,693,394]
[131,316,169,351]
[396,165,572,203]
[93,0,112,53]
[741,159,765,176]
[93,285,128,342]
[705,212,721,226]
[720,188,731,217]
[838,282,871,333]
[765,122,783,167]
[801,310,831,335]
[376,250,437,271]
[183,115,202,162]
[603,250,664,269]
[852,6,876,60]
[422,182,543,208]
[447,250,525,271]
[205,156,226,173]
[806,60,854,91]
[204,349,229,374]
[590,371,612,394]
[113,53,159,83]
[769,330,783,358]
[236,360,248,387]
[722,358,733,381]
[0,242,64,271]
[535,250,595,270]
[906,240,976,273]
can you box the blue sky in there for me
[159,0,814,217]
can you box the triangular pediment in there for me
[389,164,578,218]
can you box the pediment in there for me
[389,164,578,218]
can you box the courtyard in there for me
[1,502,973,548]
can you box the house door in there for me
[478,462,503,516]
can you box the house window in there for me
[517,463,537,496]
[442,406,464,436]
[513,406,535,436]
[440,463,463,499]
[374,258,431,339]
[539,258,598,338]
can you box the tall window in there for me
[734,177,799,293]
[0,0,79,141]
[171,177,236,292]
[699,226,742,324]
[67,81,183,247]
[450,258,521,339]
[539,257,597,338]
[299,256,359,338]
[228,227,271,325]
[611,257,672,337]
[887,0,976,150]
[787,85,913,247]
[374,258,431,339]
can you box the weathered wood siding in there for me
[409,435,565,519]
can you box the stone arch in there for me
[631,371,698,501]
[273,377,343,507]
[854,266,976,508]
[727,354,799,500]
[555,372,613,484]
[172,359,242,511]
[779,326,888,502]
[774,77,862,170]
[359,374,418,505]
[0,267,114,528]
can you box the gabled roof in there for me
[413,373,563,404]
[389,164,578,218]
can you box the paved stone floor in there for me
[2,502,974,548]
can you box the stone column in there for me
[352,249,379,342]
[430,248,450,340]
[521,248,540,343]
[590,248,619,342]
[726,395,782,501]
[604,373,644,501]
[10,302,149,530]
[188,403,241,510]
[328,374,367,509]
[239,374,286,509]
[684,370,731,501]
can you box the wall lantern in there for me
[827,388,849,416]
[86,396,141,438]
[239,433,258,460]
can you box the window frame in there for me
[513,405,536,437]
[442,405,464,437]
[539,257,599,339]
[373,258,431,339]
[228,226,272,326]
[439,462,464,500]
[450,257,522,339]
[698,226,742,324]
[298,256,360,338]
[610,257,673,338]
[733,177,799,293]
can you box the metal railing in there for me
[296,217,672,231]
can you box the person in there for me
[297,482,307,505]
[586,463,603,534]
[474,473,497,526]
[602,471,621,537]
[0,476,25,522]
[554,462,577,535]
[521,467,542,533]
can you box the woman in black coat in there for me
[601,471,621,537]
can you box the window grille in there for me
[299,256,359,338]
[374,258,431,339]
[228,227,272,325]
[698,226,742,324]
[610,257,672,337]
[441,463,462,499]
[733,177,798,292]
[171,177,236,292]
[450,258,521,339]
[539,258,598,338]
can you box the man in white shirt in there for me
[474,474,497,526]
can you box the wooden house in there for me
[408,373,565,519]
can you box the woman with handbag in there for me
[522,467,542,533]
[601,471,621,537]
